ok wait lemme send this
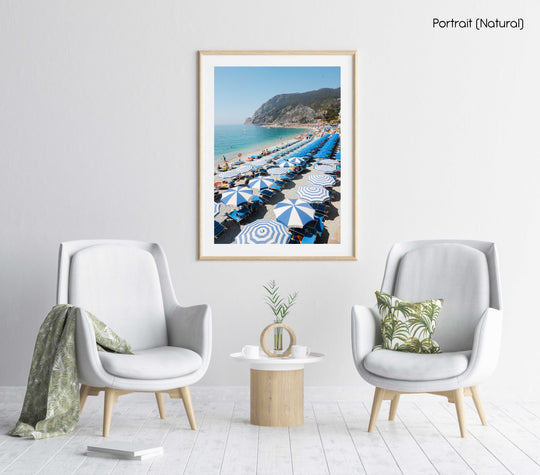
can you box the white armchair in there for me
[351,240,502,437]
[57,240,212,436]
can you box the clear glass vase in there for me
[273,326,283,354]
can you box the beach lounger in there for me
[225,210,241,223]
[238,204,255,215]
[305,216,325,237]
[300,232,317,244]
[252,196,265,207]
[226,208,249,223]
[260,189,275,199]
[312,203,328,215]
[214,221,226,239]
[270,183,282,192]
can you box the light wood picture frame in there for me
[199,50,357,260]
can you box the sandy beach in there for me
[214,126,341,244]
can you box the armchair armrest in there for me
[460,307,503,385]
[351,305,381,369]
[166,304,212,363]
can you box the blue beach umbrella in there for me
[218,169,241,179]
[235,219,290,244]
[214,202,221,217]
[308,174,336,186]
[274,199,315,228]
[248,176,275,190]
[288,157,305,166]
[251,158,270,168]
[267,167,289,176]
[235,164,253,174]
[220,186,253,207]
[296,185,330,203]
[314,164,336,173]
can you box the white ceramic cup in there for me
[242,345,260,359]
[291,345,311,358]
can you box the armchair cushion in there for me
[99,346,202,380]
[68,244,168,351]
[374,291,443,353]
[364,349,471,381]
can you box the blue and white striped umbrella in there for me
[274,199,315,228]
[319,159,339,165]
[314,164,336,173]
[296,185,330,203]
[248,176,275,190]
[267,167,289,176]
[308,174,336,186]
[278,161,296,168]
[214,202,221,217]
[235,164,253,174]
[235,219,290,244]
[220,186,253,207]
[251,158,270,168]
[218,169,241,179]
[288,157,305,166]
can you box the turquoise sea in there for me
[214,125,307,162]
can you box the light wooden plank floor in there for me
[1,387,539,475]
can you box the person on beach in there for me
[222,156,229,170]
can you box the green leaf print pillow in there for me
[374,291,443,354]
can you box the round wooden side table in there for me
[230,351,325,427]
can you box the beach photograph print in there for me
[199,52,357,260]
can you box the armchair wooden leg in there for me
[389,393,400,421]
[453,388,467,438]
[368,387,385,432]
[470,386,488,426]
[155,392,166,419]
[103,389,116,437]
[180,386,197,430]
[79,384,90,414]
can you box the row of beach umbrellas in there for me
[217,133,339,243]
[313,133,340,159]
[218,183,331,239]
[218,142,311,178]
[217,164,253,179]
[290,134,331,158]
[233,197,322,243]
[219,180,330,209]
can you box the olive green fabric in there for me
[10,305,132,439]
[373,291,443,354]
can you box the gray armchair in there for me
[57,240,212,436]
[352,240,502,437]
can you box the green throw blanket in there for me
[10,304,132,439]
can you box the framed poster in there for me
[199,50,357,260]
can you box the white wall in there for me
[1,0,539,397]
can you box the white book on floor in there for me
[86,449,163,461]
[87,441,163,458]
